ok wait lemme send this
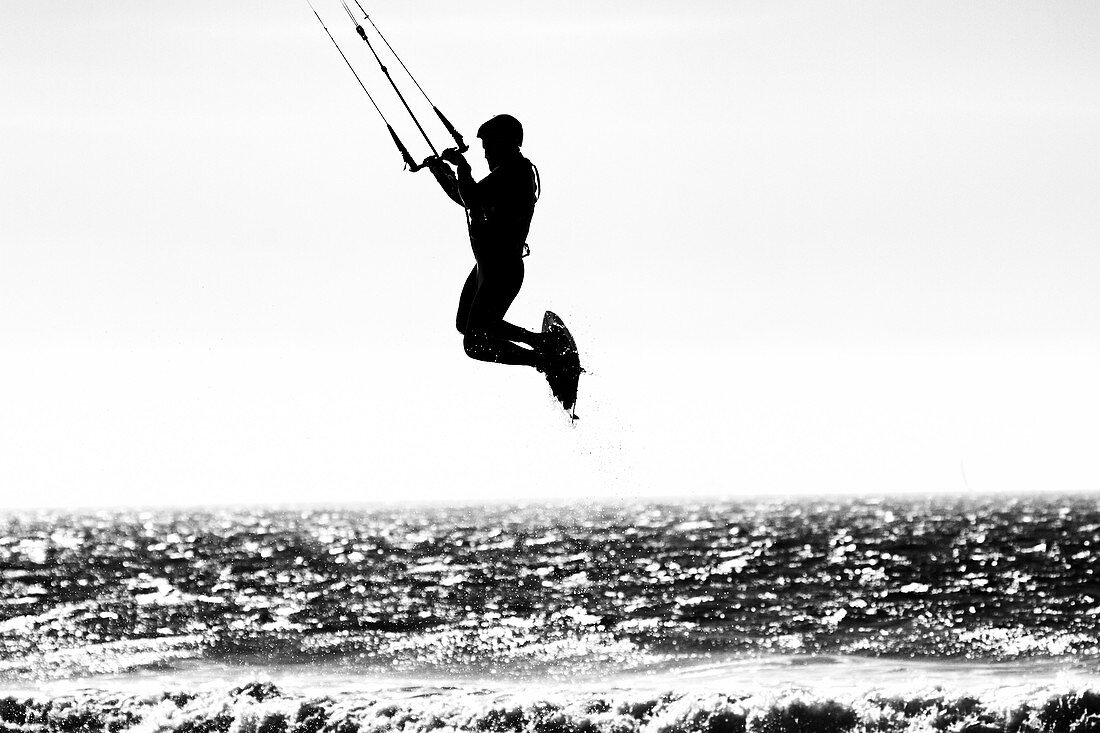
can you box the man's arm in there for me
[441,148,479,210]
[427,158,464,206]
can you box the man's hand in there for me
[425,156,449,175]
[440,147,470,170]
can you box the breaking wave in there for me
[3,680,1100,733]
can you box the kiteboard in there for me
[541,311,582,420]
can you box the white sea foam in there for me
[5,663,1100,733]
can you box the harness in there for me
[523,162,541,258]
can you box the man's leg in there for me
[490,319,545,349]
[464,326,539,366]
[462,259,544,368]
[455,265,478,335]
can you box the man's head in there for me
[477,114,523,168]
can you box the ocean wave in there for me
[3,681,1100,733]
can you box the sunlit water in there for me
[2,496,1099,730]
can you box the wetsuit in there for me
[433,152,539,360]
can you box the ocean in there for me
[2,495,1099,732]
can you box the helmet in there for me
[477,114,523,147]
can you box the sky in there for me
[2,1,1099,509]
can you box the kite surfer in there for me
[428,116,543,368]
[428,116,581,416]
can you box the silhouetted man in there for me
[429,114,549,370]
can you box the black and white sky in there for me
[2,1,1099,507]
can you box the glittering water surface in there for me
[1,495,1098,683]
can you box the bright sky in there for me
[2,1,1099,509]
